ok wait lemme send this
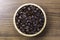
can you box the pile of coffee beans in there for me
[15,5,44,34]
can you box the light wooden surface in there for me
[0,0,60,40]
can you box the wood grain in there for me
[0,0,60,40]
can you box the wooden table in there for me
[0,0,60,40]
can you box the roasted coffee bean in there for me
[15,5,45,34]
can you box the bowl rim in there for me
[13,3,47,37]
